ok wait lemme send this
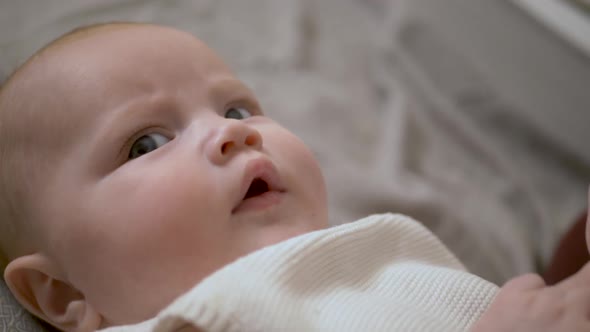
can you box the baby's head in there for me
[0,23,328,331]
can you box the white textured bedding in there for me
[0,0,587,285]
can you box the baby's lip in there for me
[232,157,286,213]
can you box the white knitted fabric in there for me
[102,214,498,332]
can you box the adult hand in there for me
[472,262,590,331]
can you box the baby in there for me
[1,22,589,332]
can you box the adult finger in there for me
[502,273,546,292]
[565,288,590,319]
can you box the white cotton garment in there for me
[101,214,499,332]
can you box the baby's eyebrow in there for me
[207,78,255,102]
[91,95,179,152]
[106,94,178,127]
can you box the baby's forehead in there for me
[16,24,230,105]
[19,24,227,84]
[51,25,230,92]
[3,24,233,152]
[5,24,149,88]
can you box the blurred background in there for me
[0,0,589,285]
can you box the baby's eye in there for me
[128,133,170,160]
[224,107,252,120]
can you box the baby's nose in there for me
[206,120,262,164]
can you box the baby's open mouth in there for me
[232,158,286,214]
[232,158,286,213]
[233,176,283,214]
[243,178,270,200]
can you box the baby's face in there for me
[31,26,328,326]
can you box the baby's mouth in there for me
[232,158,286,214]
[243,178,270,199]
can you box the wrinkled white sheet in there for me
[0,0,587,285]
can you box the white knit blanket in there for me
[102,214,498,332]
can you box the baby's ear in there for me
[4,253,101,332]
